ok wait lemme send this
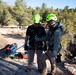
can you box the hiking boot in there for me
[25,68,32,72]
[51,64,57,75]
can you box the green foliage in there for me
[0,9,14,26]
[0,1,76,49]
[11,0,32,26]
[41,3,47,9]
[0,0,2,4]
[15,0,27,9]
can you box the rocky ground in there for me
[0,28,76,75]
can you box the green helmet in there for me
[33,14,42,23]
[46,13,57,22]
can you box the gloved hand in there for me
[24,43,28,51]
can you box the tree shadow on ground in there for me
[2,34,25,40]
[0,57,28,75]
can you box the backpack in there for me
[5,44,17,56]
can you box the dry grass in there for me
[0,28,26,50]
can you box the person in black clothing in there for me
[24,14,46,73]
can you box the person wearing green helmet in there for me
[24,14,46,73]
[35,13,63,75]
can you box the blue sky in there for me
[2,0,76,9]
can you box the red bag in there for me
[6,47,11,51]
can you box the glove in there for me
[24,43,28,51]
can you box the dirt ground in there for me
[0,28,76,75]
